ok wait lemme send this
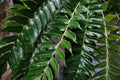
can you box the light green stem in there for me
[102,12,109,80]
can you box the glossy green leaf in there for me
[93,69,105,77]
[89,15,103,22]
[95,62,106,68]
[109,73,118,80]
[0,35,17,43]
[56,48,66,65]
[102,1,109,10]
[1,26,23,32]
[4,22,23,27]
[47,2,56,14]
[96,54,106,59]
[65,30,77,43]
[9,9,33,18]
[52,0,61,8]
[69,21,82,30]
[105,14,116,22]
[42,76,47,80]
[60,7,72,16]
[50,58,59,76]
[109,51,120,58]
[109,60,120,67]
[6,16,28,24]
[39,41,56,49]
[107,25,119,32]
[43,5,51,21]
[22,1,39,11]
[109,44,120,50]
[73,13,85,20]
[44,67,53,80]
[78,5,88,13]
[38,10,47,27]
[1,0,120,80]
[4,0,61,79]
[61,39,72,53]
[90,7,103,13]
[110,65,120,74]
[0,43,14,54]
[30,61,47,68]
[108,34,120,40]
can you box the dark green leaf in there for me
[50,58,59,76]
[0,43,14,54]
[107,25,119,32]
[44,67,53,80]
[65,30,77,43]
[105,14,116,22]
[56,48,66,65]
[61,39,72,53]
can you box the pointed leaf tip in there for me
[65,30,77,43]
[50,58,59,77]
[61,39,72,53]
[56,48,66,66]
[44,67,53,80]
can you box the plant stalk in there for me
[102,12,109,80]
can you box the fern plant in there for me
[93,13,120,80]
[0,0,120,80]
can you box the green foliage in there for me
[0,0,120,80]
[93,12,120,80]
[63,1,103,80]
[108,0,120,13]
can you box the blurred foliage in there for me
[0,0,120,80]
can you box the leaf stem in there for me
[74,6,90,79]
[81,6,90,50]
[45,0,81,75]
[102,12,109,80]
[53,1,81,55]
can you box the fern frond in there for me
[63,1,104,80]
[0,0,120,80]
[24,0,81,79]
[0,0,62,79]
[93,13,120,80]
